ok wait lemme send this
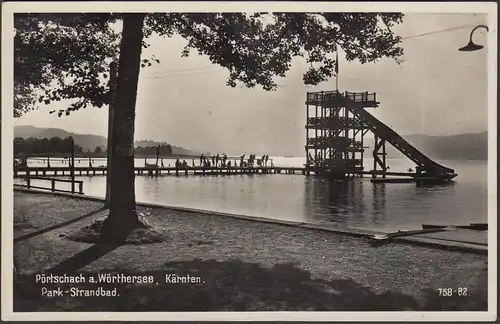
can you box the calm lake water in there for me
[17,157,488,233]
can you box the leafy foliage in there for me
[14,12,404,117]
[14,14,122,117]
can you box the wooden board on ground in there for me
[413,229,488,246]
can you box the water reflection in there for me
[304,178,376,227]
[371,183,386,225]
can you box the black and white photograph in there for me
[2,1,496,321]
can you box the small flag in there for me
[335,51,339,75]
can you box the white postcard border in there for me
[2,1,497,322]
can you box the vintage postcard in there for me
[2,1,497,322]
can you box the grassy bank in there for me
[13,191,488,311]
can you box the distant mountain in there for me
[14,126,487,160]
[14,125,199,156]
[366,132,488,161]
[14,126,108,151]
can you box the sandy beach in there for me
[13,190,488,311]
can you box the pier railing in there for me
[345,91,376,103]
[306,91,376,104]
[14,177,84,195]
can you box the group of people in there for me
[174,159,189,168]
[169,153,272,169]
[238,154,270,167]
[198,153,229,168]
[186,153,272,168]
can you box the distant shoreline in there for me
[17,153,200,159]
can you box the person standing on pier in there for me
[215,154,220,167]
[200,154,204,166]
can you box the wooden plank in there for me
[17,177,84,184]
[14,184,84,195]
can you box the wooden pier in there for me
[13,165,432,179]
[13,166,309,177]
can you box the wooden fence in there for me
[14,177,84,195]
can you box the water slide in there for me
[340,95,456,176]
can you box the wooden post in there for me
[382,140,386,179]
[27,178,31,189]
[70,137,75,193]
[105,61,118,205]
[89,157,92,168]
[79,182,83,194]
[156,145,160,166]
[372,134,377,178]
[51,180,55,192]
[47,157,50,168]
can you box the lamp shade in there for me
[458,40,484,52]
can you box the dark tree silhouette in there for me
[135,144,173,156]
[94,146,103,154]
[14,12,404,242]
[14,136,83,156]
[165,144,173,156]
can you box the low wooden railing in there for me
[14,177,84,195]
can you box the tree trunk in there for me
[104,61,118,206]
[100,13,146,243]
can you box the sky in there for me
[14,12,489,156]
